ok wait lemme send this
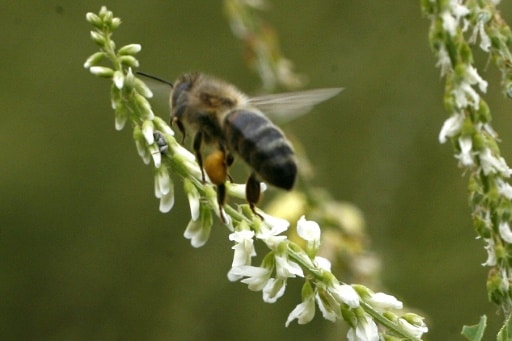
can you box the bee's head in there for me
[170,73,200,121]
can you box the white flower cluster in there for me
[224,215,427,339]
[430,0,512,308]
[435,1,512,178]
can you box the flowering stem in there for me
[85,6,428,340]
[423,0,512,336]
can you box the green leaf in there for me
[497,314,512,341]
[461,315,487,341]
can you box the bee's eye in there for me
[172,81,192,106]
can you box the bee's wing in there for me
[248,88,343,123]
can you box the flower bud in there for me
[89,66,114,78]
[83,52,105,68]
[119,55,139,68]
[85,12,102,28]
[89,30,106,46]
[118,44,142,55]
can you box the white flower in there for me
[184,179,200,220]
[113,70,124,89]
[498,179,512,200]
[314,256,332,272]
[367,292,403,310]
[451,66,487,109]
[229,229,256,276]
[158,190,175,213]
[453,81,480,108]
[439,112,464,143]
[398,316,428,339]
[479,148,512,177]
[466,66,488,93]
[347,314,379,341]
[499,222,512,244]
[154,166,174,213]
[262,277,287,303]
[328,283,360,308]
[436,44,452,77]
[449,0,470,21]
[471,21,491,52]
[256,212,289,247]
[297,216,321,253]
[134,135,150,164]
[482,238,496,266]
[183,208,212,248]
[482,123,498,139]
[228,265,272,290]
[115,107,128,131]
[142,120,155,145]
[441,11,457,37]
[275,252,304,279]
[455,136,474,167]
[147,143,162,168]
[154,166,170,197]
[285,294,316,327]
[315,292,339,322]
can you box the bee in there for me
[140,72,341,222]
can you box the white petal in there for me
[347,315,379,341]
[229,265,271,289]
[439,113,464,143]
[231,237,256,267]
[262,278,286,303]
[397,318,428,339]
[115,111,128,131]
[482,238,496,266]
[142,120,155,144]
[499,222,512,244]
[498,179,512,200]
[275,254,304,278]
[480,148,512,177]
[329,283,359,308]
[113,70,124,89]
[314,256,332,271]
[285,296,316,327]
[296,216,321,242]
[441,11,457,36]
[188,193,200,221]
[159,187,175,213]
[154,167,171,197]
[467,66,488,93]
[315,294,338,322]
[455,136,474,166]
[148,143,161,168]
[367,292,403,310]
[184,218,211,248]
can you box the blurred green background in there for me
[2,1,512,340]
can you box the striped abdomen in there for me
[223,109,297,190]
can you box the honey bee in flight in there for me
[140,72,342,222]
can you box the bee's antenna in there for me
[136,71,174,88]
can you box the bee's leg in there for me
[193,131,206,182]
[216,183,227,223]
[171,117,186,144]
[226,153,234,167]
[219,143,235,182]
[246,172,263,220]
